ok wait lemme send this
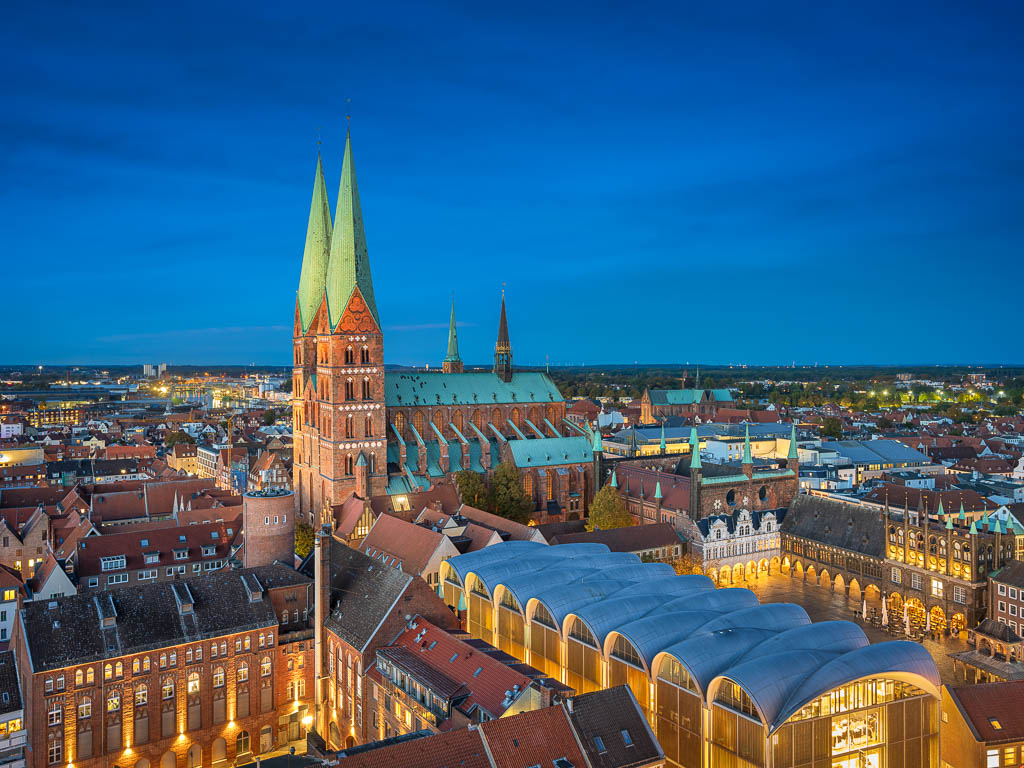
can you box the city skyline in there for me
[4,1,1023,365]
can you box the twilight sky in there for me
[3,1,1022,366]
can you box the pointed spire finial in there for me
[444,294,461,366]
[689,426,702,470]
[296,153,333,332]
[743,424,753,465]
[326,126,380,329]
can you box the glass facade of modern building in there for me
[439,541,941,768]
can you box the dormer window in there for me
[201,545,216,557]
[174,549,189,560]
[100,555,126,572]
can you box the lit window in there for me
[991,718,1003,730]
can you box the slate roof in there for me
[991,560,1024,590]
[385,372,563,408]
[21,563,308,672]
[549,523,682,552]
[568,685,662,768]
[481,703,588,768]
[319,542,415,653]
[0,652,22,715]
[75,520,237,577]
[821,439,928,466]
[695,508,786,538]
[780,495,884,559]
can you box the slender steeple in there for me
[296,154,333,332]
[689,426,702,470]
[743,425,753,465]
[659,421,666,454]
[326,130,380,329]
[494,290,513,382]
[788,423,798,460]
[442,296,463,373]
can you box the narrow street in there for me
[741,571,967,686]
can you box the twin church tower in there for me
[291,132,549,523]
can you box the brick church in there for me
[291,132,595,524]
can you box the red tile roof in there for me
[949,681,1024,743]
[337,727,491,768]
[480,703,586,768]
[75,520,238,577]
[361,514,446,575]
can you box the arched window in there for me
[281,610,288,624]
[75,669,83,686]
[213,667,225,687]
[897,529,904,544]
[237,663,249,682]
[360,346,369,364]
[159,653,167,668]
[187,672,200,695]
[86,667,94,684]
[79,697,92,719]
[344,346,354,365]
[345,455,354,475]
[413,411,425,435]
[364,414,373,437]
[523,474,533,499]
[107,690,121,712]
[345,379,354,400]
[939,538,947,556]
[394,411,406,437]
[473,410,484,431]
[362,378,371,399]
[236,731,250,756]
[132,658,140,675]
[104,663,112,681]
[115,661,123,678]
[545,472,553,501]
[509,408,521,428]
[260,657,271,677]
[162,679,174,700]
[345,414,353,438]
[135,684,147,706]
[453,410,464,433]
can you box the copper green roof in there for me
[592,426,603,452]
[327,131,379,329]
[742,425,752,464]
[496,292,511,353]
[444,297,460,363]
[296,154,332,333]
[689,426,702,470]
[507,436,592,468]
[788,423,798,460]
[385,371,563,407]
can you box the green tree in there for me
[454,470,492,510]
[164,431,194,448]
[490,463,533,524]
[586,485,632,532]
[820,417,843,439]
[263,409,278,426]
[294,522,314,558]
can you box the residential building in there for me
[546,523,684,563]
[0,651,25,768]
[15,564,314,768]
[358,514,461,591]
[326,686,664,768]
[942,681,1024,768]
[165,444,198,475]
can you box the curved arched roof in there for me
[495,553,641,608]
[443,541,940,724]
[442,540,547,582]
[771,640,941,728]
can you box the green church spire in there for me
[444,296,460,363]
[592,426,603,453]
[610,471,618,489]
[689,426,702,470]
[326,130,379,329]
[296,154,332,332]
[659,421,666,454]
[654,481,663,500]
[788,423,798,460]
[742,424,753,465]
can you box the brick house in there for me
[14,563,314,768]
[305,525,457,751]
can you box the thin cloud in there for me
[96,326,290,343]
[386,321,477,332]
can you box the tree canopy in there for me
[586,485,632,532]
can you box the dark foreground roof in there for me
[22,563,309,672]
[549,523,682,552]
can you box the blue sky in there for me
[2,0,1022,366]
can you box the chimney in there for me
[313,522,333,736]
